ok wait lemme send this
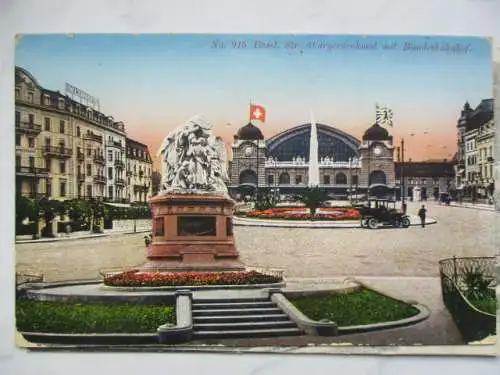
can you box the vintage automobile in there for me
[356,199,411,229]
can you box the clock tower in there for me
[359,123,396,197]
[230,122,266,196]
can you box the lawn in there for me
[16,300,175,334]
[290,288,420,326]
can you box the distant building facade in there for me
[395,161,455,201]
[126,139,153,203]
[15,66,152,203]
[454,99,494,202]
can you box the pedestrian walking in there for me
[418,205,427,228]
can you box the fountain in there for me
[308,112,320,187]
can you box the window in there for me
[87,148,91,156]
[15,134,20,146]
[29,156,35,167]
[28,114,34,124]
[28,137,35,148]
[108,150,113,161]
[86,185,92,198]
[45,158,51,171]
[15,111,20,125]
[323,175,330,185]
[58,98,65,109]
[267,175,274,185]
[352,175,359,186]
[15,88,20,98]
[27,92,34,102]
[60,161,66,174]
[335,172,347,185]
[44,95,51,106]
[45,137,51,147]
[87,164,92,176]
[76,126,81,137]
[295,175,302,184]
[108,167,113,180]
[108,186,113,200]
[59,120,65,133]
[44,117,50,131]
[60,182,66,197]
[46,181,52,197]
[421,179,426,185]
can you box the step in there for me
[192,301,276,310]
[194,320,297,331]
[192,308,282,316]
[193,314,290,323]
[192,327,303,339]
[193,297,270,304]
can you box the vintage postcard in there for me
[14,34,498,355]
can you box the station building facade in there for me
[229,121,396,200]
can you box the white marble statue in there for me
[157,115,229,195]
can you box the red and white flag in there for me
[250,104,266,122]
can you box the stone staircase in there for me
[191,297,303,339]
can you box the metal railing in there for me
[93,155,106,164]
[439,256,496,342]
[93,175,107,184]
[16,121,42,133]
[16,165,50,175]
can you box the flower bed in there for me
[243,207,361,221]
[104,270,282,287]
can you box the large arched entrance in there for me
[369,170,387,185]
[239,169,257,185]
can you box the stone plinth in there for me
[141,193,244,271]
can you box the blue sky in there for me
[15,34,493,164]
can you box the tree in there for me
[16,194,38,226]
[296,186,328,218]
[37,198,66,237]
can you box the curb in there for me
[16,229,150,244]
[234,216,437,229]
[449,203,497,212]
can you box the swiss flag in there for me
[250,104,266,122]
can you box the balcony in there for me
[133,184,149,193]
[77,152,85,162]
[126,170,132,176]
[16,121,42,135]
[115,178,126,186]
[107,140,124,150]
[93,175,107,185]
[82,133,103,143]
[93,155,106,165]
[78,173,85,183]
[16,165,50,177]
[43,145,72,159]
[114,159,125,168]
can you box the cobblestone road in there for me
[16,201,498,282]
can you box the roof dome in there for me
[362,123,391,141]
[236,122,264,140]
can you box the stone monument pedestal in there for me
[141,193,245,272]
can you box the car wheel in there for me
[402,217,410,228]
[367,217,378,229]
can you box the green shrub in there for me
[16,301,175,334]
[290,288,419,326]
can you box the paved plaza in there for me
[15,201,498,346]
[16,201,498,281]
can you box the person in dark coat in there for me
[418,205,427,228]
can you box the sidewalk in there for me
[16,228,150,244]
[449,201,497,212]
